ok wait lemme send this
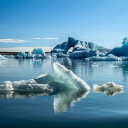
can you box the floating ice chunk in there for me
[0,81,13,90]
[90,56,122,61]
[16,52,27,58]
[35,62,90,91]
[70,51,86,59]
[51,37,104,56]
[93,82,123,96]
[12,79,53,92]
[33,48,45,56]
[0,62,90,92]
[3,55,15,58]
[53,62,90,91]
[0,54,7,60]
[70,49,98,59]
[91,63,98,67]
[27,51,34,58]
[0,79,53,93]
[99,53,105,57]
[108,37,128,57]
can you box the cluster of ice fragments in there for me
[51,37,103,58]
[51,37,128,60]
[3,37,128,60]
[16,48,46,59]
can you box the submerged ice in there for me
[93,82,123,96]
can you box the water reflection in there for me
[120,62,128,82]
[0,59,8,67]
[0,89,90,113]
[0,90,51,99]
[54,90,90,113]
[93,89,123,96]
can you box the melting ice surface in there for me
[0,62,90,113]
[93,82,123,96]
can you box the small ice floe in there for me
[93,82,123,96]
[91,63,98,67]
[112,65,119,68]
[90,54,122,61]
[0,54,7,60]
[51,54,57,58]
[112,61,119,68]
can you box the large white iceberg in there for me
[0,62,90,92]
[16,52,27,58]
[35,62,90,91]
[93,82,123,96]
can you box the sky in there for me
[0,0,128,49]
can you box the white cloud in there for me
[34,38,41,39]
[43,38,59,40]
[0,39,33,43]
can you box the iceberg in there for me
[33,48,45,57]
[93,82,123,96]
[0,62,90,92]
[70,49,99,59]
[16,52,27,58]
[51,37,106,58]
[108,37,128,57]
[27,51,34,58]
[0,79,53,92]
[35,62,90,91]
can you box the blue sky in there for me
[0,0,128,49]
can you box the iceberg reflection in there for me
[54,89,90,113]
[0,90,50,99]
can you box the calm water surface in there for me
[0,57,128,128]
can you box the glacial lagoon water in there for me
[0,57,128,128]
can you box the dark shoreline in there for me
[0,52,51,55]
[0,52,19,55]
